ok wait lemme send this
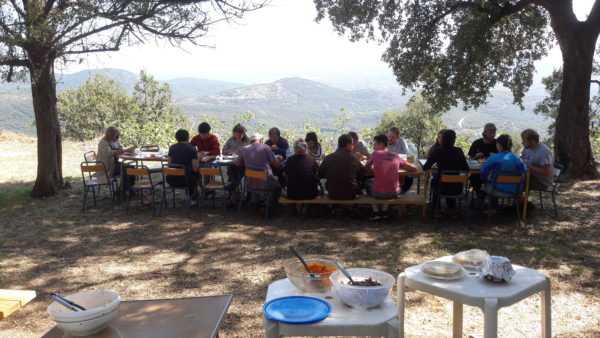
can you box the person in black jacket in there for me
[282,139,320,200]
[423,129,469,216]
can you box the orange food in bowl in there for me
[304,263,337,287]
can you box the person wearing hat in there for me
[468,123,498,201]
[236,133,282,211]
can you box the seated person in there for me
[387,126,413,192]
[222,123,250,156]
[365,134,417,221]
[468,123,497,197]
[190,121,221,162]
[96,126,135,193]
[422,129,469,216]
[265,127,289,159]
[481,134,526,199]
[305,132,323,161]
[520,128,553,191]
[166,129,199,197]
[318,134,365,200]
[282,139,320,200]
[426,129,447,159]
[236,133,281,206]
[349,131,369,160]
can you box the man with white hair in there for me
[282,139,320,200]
[236,133,281,208]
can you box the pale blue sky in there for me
[63,0,596,85]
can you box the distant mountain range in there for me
[0,68,550,136]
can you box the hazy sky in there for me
[64,0,596,85]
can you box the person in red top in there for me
[365,134,417,220]
[190,122,221,162]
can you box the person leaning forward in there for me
[318,134,366,200]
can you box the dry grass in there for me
[0,134,599,337]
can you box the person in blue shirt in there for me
[265,127,289,159]
[480,134,527,198]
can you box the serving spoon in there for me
[289,246,315,278]
[335,260,357,285]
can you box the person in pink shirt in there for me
[365,134,417,220]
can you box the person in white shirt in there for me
[387,127,410,156]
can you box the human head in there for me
[232,124,247,141]
[293,139,308,154]
[105,126,121,142]
[441,129,457,147]
[338,134,353,151]
[436,129,447,145]
[520,129,539,149]
[175,129,190,142]
[198,122,211,140]
[496,134,513,152]
[250,133,264,143]
[483,123,497,141]
[388,127,400,144]
[348,131,359,145]
[373,134,388,151]
[305,132,318,147]
[268,127,281,143]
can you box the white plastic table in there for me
[264,278,399,337]
[397,256,551,338]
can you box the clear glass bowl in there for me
[284,257,338,293]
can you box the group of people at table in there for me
[95,121,553,220]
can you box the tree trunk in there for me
[29,53,63,198]
[550,10,599,178]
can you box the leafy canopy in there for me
[58,71,187,148]
[314,0,552,111]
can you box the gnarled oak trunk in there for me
[29,53,63,198]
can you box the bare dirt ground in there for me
[0,132,599,337]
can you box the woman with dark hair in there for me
[481,134,526,196]
[422,129,469,216]
[304,132,323,160]
[223,124,250,155]
[426,129,447,159]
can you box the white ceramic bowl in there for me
[329,268,395,308]
[47,290,121,336]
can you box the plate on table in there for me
[263,296,331,324]
[421,261,467,281]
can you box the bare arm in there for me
[403,162,417,172]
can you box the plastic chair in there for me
[199,163,236,211]
[139,145,163,173]
[125,165,164,216]
[485,171,525,226]
[83,151,97,162]
[160,163,192,216]
[433,170,469,226]
[535,163,563,218]
[80,161,117,212]
[237,166,273,220]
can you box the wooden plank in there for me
[279,193,426,206]
[0,289,36,320]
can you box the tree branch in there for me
[9,0,26,18]
[587,0,600,33]
[0,58,29,67]
[488,0,533,25]
[592,79,600,86]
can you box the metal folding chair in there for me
[80,161,117,212]
[486,171,525,226]
[237,166,273,221]
[125,165,164,216]
[160,163,193,215]
[83,151,97,162]
[139,145,163,173]
[536,162,563,218]
[199,163,236,211]
[433,170,469,226]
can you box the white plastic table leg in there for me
[387,317,400,338]
[452,301,463,338]
[397,273,406,337]
[264,318,279,338]
[483,298,499,338]
[541,277,552,338]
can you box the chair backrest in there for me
[162,163,189,190]
[83,151,97,162]
[491,170,525,195]
[140,145,160,152]
[126,165,154,187]
[440,171,468,183]
[199,167,221,177]
[80,161,109,183]
[199,164,226,188]
[552,162,563,181]
[245,168,268,180]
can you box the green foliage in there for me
[58,71,187,148]
[372,93,445,156]
[314,0,552,112]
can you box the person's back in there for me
[237,142,275,190]
[169,142,197,172]
[482,152,526,194]
[318,145,363,200]
[167,129,199,195]
[283,153,319,200]
[425,146,469,173]
[522,142,553,188]
[369,150,402,193]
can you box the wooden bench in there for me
[0,289,36,320]
[279,191,428,218]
